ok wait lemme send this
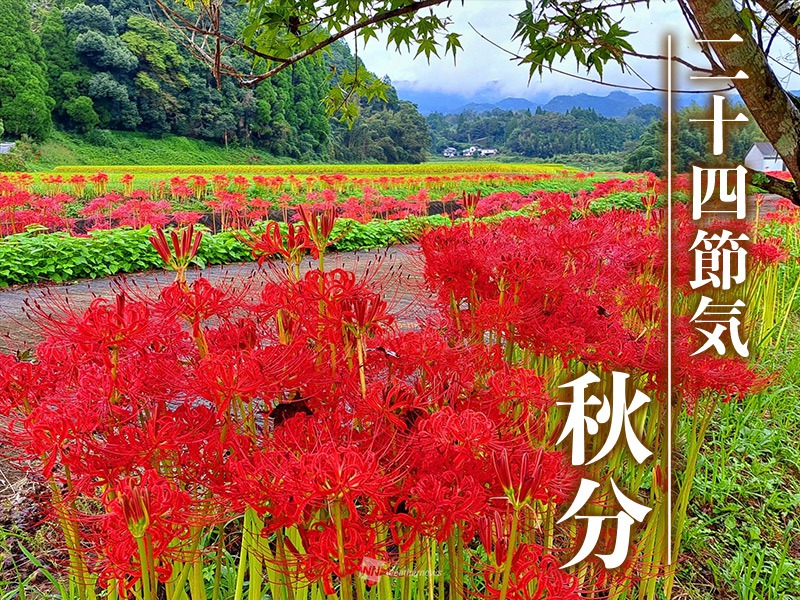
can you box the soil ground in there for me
[0,245,429,355]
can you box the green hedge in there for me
[0,199,644,287]
[589,191,645,213]
[0,216,455,287]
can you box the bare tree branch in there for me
[755,170,800,204]
[154,0,453,86]
[753,0,800,40]
[153,0,289,64]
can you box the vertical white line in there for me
[666,35,673,567]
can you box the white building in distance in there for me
[744,142,785,172]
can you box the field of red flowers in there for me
[0,168,668,287]
[0,169,649,236]
[1,166,799,600]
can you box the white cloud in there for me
[352,0,718,101]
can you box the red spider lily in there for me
[191,343,313,419]
[100,471,194,596]
[403,471,489,542]
[189,175,208,198]
[246,195,272,222]
[206,191,247,231]
[297,516,386,593]
[170,182,193,202]
[0,181,775,600]
[211,174,229,191]
[671,317,769,406]
[120,173,134,195]
[750,237,789,265]
[763,197,800,225]
[157,277,246,355]
[287,441,396,515]
[90,171,109,195]
[112,199,171,230]
[340,291,394,336]
[119,479,151,538]
[297,204,337,266]
[24,292,154,356]
[482,541,584,599]
[356,382,427,433]
[232,174,250,192]
[42,173,66,193]
[235,221,311,280]
[172,211,203,227]
[70,174,88,197]
[461,189,482,217]
[149,224,203,283]
[492,448,545,509]
[411,407,500,472]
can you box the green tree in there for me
[122,15,188,132]
[87,72,141,129]
[63,4,117,35]
[0,0,54,140]
[64,95,100,132]
[624,101,763,174]
[31,0,430,159]
[426,105,655,159]
[40,8,81,109]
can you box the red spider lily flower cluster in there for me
[1,170,644,239]
[422,206,766,400]
[149,224,203,283]
[0,191,774,599]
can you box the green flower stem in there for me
[136,534,155,600]
[212,525,225,600]
[663,396,717,598]
[330,501,353,600]
[498,510,520,600]
[234,510,252,600]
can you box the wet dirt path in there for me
[0,244,431,354]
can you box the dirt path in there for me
[0,244,431,354]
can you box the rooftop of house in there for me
[752,141,778,157]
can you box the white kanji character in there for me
[558,478,652,569]
[689,229,748,290]
[557,370,652,466]
[690,296,749,357]
[688,95,749,155]
[692,165,747,220]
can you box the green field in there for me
[21,131,291,172]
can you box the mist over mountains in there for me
[397,88,706,117]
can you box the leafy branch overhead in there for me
[154,0,654,123]
[153,0,460,123]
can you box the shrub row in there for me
[0,194,641,287]
[0,215,454,287]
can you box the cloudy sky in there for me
[351,0,735,103]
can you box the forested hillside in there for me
[624,102,762,173]
[427,104,661,158]
[0,0,430,163]
[426,99,766,171]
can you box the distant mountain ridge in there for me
[541,91,641,118]
[397,88,706,117]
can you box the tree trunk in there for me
[685,0,800,205]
